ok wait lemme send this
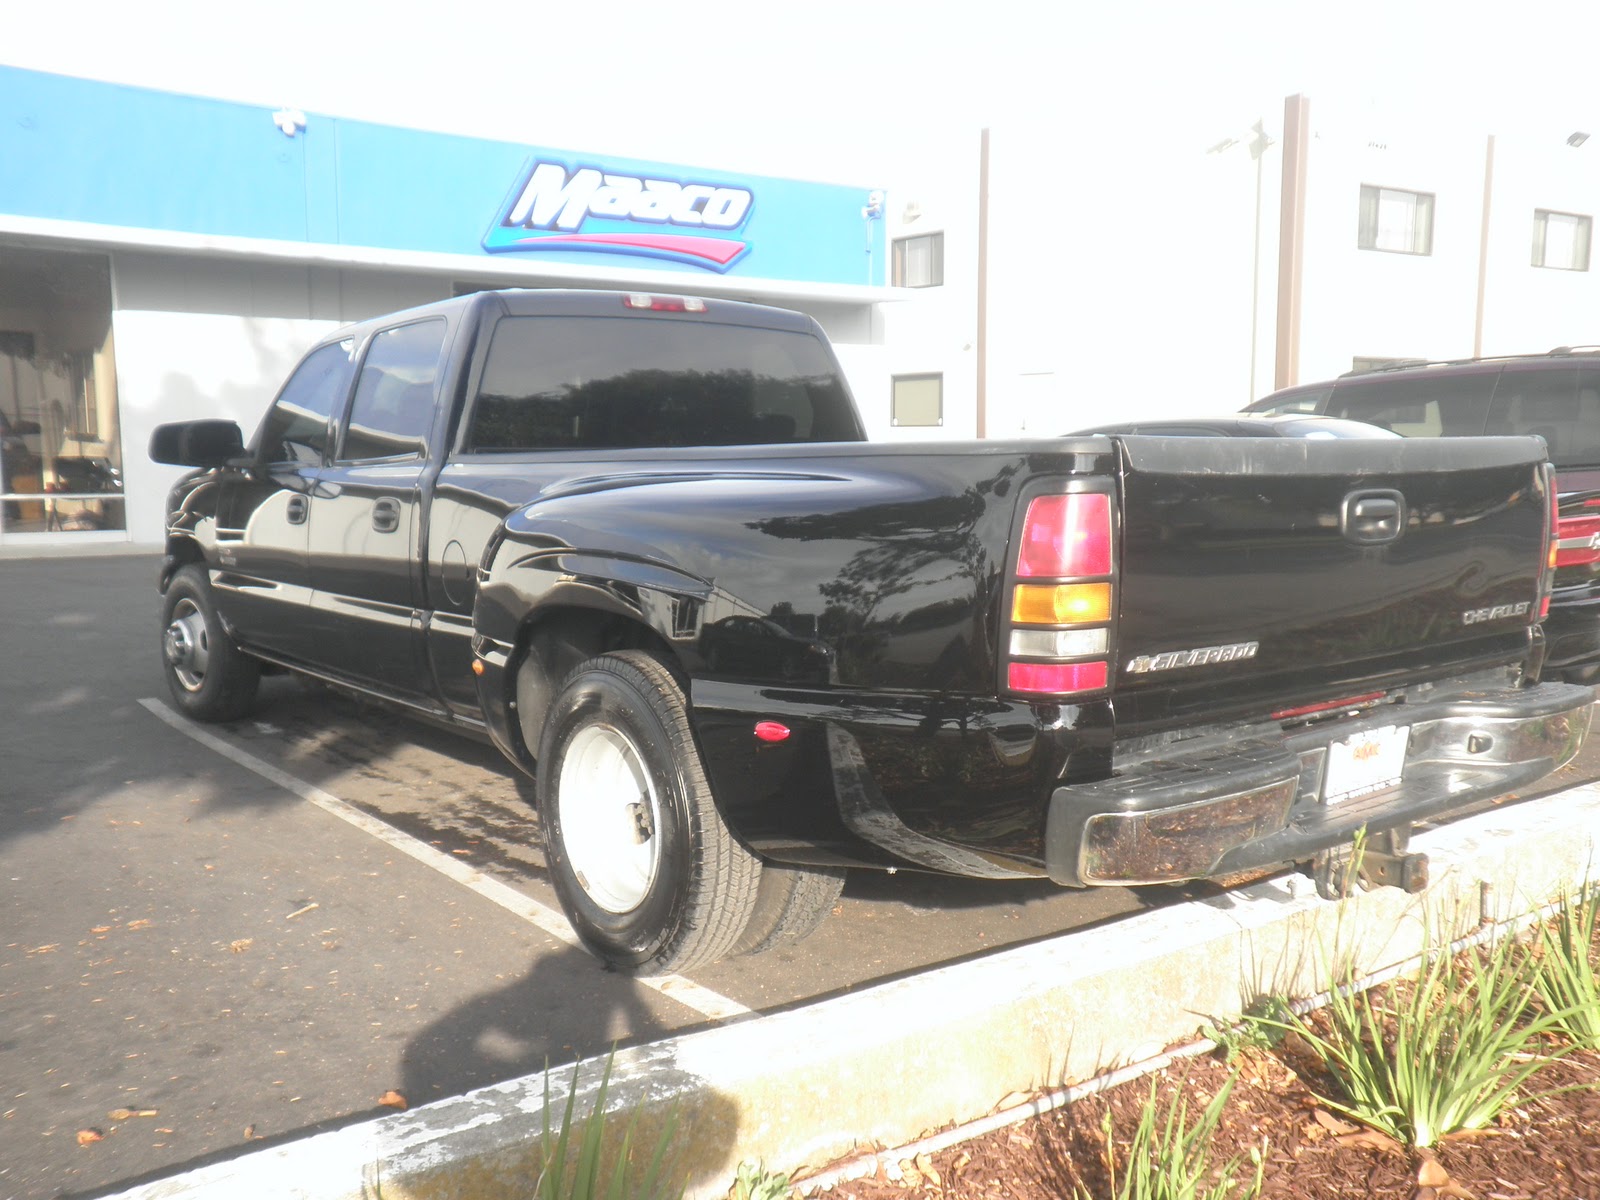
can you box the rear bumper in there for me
[1044,680,1594,886]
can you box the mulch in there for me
[800,937,1600,1200]
[804,1047,1600,1199]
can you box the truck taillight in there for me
[1016,493,1112,576]
[1541,470,1560,619]
[1006,489,1114,698]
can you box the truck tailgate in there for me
[1110,434,1551,733]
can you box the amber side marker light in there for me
[471,660,485,677]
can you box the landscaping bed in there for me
[795,896,1600,1200]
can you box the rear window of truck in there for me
[467,316,862,451]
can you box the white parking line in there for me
[138,698,752,1022]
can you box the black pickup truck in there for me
[151,289,1594,973]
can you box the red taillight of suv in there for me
[1006,490,1115,697]
[1555,503,1600,570]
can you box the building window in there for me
[891,374,943,427]
[1358,185,1434,255]
[0,248,124,537]
[1533,209,1592,271]
[892,233,944,288]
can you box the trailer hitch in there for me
[1310,826,1429,900]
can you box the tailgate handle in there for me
[372,497,402,534]
[1342,489,1406,545]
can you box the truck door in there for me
[307,318,447,698]
[211,340,357,665]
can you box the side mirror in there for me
[149,420,246,468]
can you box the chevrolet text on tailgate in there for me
[150,290,1596,973]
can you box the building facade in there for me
[0,66,892,548]
[4,69,1598,553]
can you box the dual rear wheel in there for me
[533,650,843,975]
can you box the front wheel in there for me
[535,650,761,974]
[160,564,261,722]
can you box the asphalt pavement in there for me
[0,553,1160,1200]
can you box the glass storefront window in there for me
[0,247,124,537]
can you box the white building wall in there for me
[1297,120,1487,379]
[978,119,1274,436]
[875,143,981,440]
[1480,134,1600,356]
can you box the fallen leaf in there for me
[229,939,253,954]
[1313,1109,1358,1136]
[109,1108,158,1120]
[90,926,112,934]
[897,1159,922,1188]
[914,1153,940,1187]
[1334,1127,1405,1155]
[285,903,319,921]
[243,1124,258,1140]
[126,920,152,931]
[379,1090,408,1111]
[1419,1158,1452,1188]
[76,1128,104,1146]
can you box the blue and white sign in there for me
[487,160,756,271]
[0,66,887,288]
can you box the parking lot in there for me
[3,551,1595,1200]
[0,552,1169,1199]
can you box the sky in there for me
[6,0,1600,185]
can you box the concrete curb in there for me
[110,780,1600,1200]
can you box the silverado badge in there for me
[1126,641,1260,674]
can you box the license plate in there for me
[1323,725,1409,805]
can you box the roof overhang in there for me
[0,215,906,307]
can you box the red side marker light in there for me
[754,721,791,743]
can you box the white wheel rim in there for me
[164,599,210,692]
[556,723,663,914]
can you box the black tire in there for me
[733,864,846,956]
[160,564,261,722]
[535,650,761,974]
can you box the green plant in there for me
[535,1055,684,1200]
[1282,930,1586,1149]
[728,1160,793,1200]
[1200,995,1293,1063]
[1530,887,1600,1050]
[1078,1075,1265,1200]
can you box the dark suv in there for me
[1248,349,1600,680]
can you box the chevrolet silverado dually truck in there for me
[151,289,1595,974]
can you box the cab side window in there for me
[338,320,447,462]
[256,341,357,466]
